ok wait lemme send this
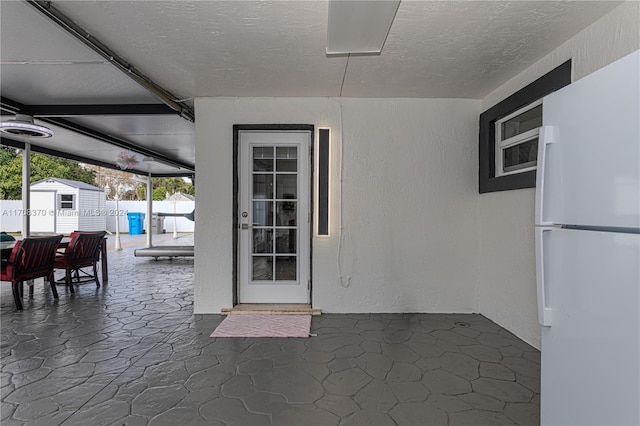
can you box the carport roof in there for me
[1,1,194,177]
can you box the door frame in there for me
[233,124,314,306]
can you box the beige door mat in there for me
[222,303,321,316]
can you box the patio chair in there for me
[54,231,106,294]
[0,235,63,310]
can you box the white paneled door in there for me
[30,191,56,233]
[238,131,310,303]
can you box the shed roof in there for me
[32,177,104,192]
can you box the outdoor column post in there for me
[21,143,33,292]
[21,143,30,237]
[114,185,122,251]
[172,198,178,239]
[146,173,152,248]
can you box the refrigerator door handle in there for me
[535,126,556,226]
[536,227,553,326]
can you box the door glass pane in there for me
[501,104,542,140]
[276,201,296,226]
[275,257,296,281]
[253,201,273,227]
[253,175,273,199]
[248,144,301,285]
[275,229,296,254]
[276,175,297,199]
[253,147,274,171]
[503,137,538,173]
[276,146,297,172]
[252,256,273,280]
[252,229,272,254]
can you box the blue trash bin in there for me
[127,212,145,235]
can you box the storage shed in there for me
[30,178,106,235]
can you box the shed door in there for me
[30,191,56,233]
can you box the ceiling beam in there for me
[2,98,179,116]
[0,97,22,115]
[27,104,179,117]
[151,173,196,179]
[1,137,194,178]
[26,0,195,122]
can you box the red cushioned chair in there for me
[1,235,63,310]
[54,231,106,293]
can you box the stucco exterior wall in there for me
[194,2,639,348]
[478,1,640,349]
[194,98,481,314]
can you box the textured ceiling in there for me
[47,1,620,101]
[0,1,622,174]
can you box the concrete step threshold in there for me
[222,303,321,316]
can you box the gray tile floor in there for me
[1,235,540,425]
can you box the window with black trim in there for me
[59,194,74,209]
[495,100,542,177]
[479,60,571,193]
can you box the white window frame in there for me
[495,99,542,177]
[58,194,75,210]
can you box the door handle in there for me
[536,227,553,326]
[535,126,556,226]
[241,223,252,230]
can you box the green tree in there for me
[0,147,22,199]
[77,174,193,201]
[153,185,168,201]
[150,177,194,200]
[0,147,96,199]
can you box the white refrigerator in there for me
[536,49,640,425]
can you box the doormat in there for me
[210,314,312,338]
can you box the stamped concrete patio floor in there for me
[1,236,540,425]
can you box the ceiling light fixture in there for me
[326,0,401,55]
[0,114,53,138]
